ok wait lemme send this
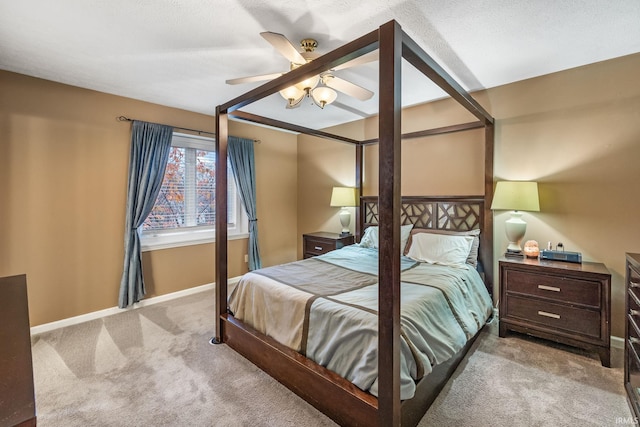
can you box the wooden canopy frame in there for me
[215,20,494,426]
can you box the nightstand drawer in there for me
[505,295,601,338]
[504,269,600,308]
[304,238,336,256]
[302,232,355,259]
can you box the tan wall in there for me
[487,53,640,338]
[229,121,298,267]
[297,53,640,338]
[296,121,362,257]
[362,102,484,197]
[0,71,297,326]
[3,51,638,338]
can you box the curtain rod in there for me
[116,116,260,143]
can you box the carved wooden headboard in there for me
[361,196,484,232]
[359,195,492,294]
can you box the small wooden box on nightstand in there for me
[499,257,611,367]
[303,232,355,259]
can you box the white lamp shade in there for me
[279,85,305,102]
[294,74,320,91]
[490,181,540,212]
[330,187,357,207]
[311,86,338,108]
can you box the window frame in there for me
[140,132,248,252]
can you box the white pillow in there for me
[406,232,474,268]
[405,228,481,267]
[359,224,414,253]
[400,224,413,253]
[359,226,379,249]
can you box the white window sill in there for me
[141,231,249,252]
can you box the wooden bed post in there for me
[483,123,495,290]
[213,106,229,344]
[212,19,496,426]
[378,20,403,427]
[355,143,363,241]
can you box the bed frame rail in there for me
[222,313,485,427]
[223,314,378,426]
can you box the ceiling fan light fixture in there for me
[294,74,320,92]
[285,93,306,109]
[229,32,375,110]
[311,86,338,109]
[279,85,305,102]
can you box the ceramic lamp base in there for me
[339,208,351,235]
[505,211,527,253]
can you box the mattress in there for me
[228,244,492,400]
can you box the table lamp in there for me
[330,187,357,236]
[490,181,540,254]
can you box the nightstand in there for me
[303,232,355,259]
[499,257,611,367]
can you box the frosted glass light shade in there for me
[294,74,320,91]
[311,86,338,108]
[279,85,305,102]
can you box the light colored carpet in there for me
[31,289,631,426]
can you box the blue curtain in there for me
[228,136,262,270]
[119,121,173,308]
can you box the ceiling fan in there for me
[226,32,376,109]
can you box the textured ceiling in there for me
[1,0,639,129]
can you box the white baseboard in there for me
[30,277,241,336]
[611,335,624,350]
[32,281,627,351]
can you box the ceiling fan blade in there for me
[260,31,306,65]
[331,101,370,118]
[332,51,379,71]
[225,72,284,85]
[323,75,374,101]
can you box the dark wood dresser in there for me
[625,253,640,420]
[499,257,611,367]
[303,232,354,259]
[0,275,37,427]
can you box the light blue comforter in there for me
[306,245,492,399]
[232,244,493,400]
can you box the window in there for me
[140,133,248,251]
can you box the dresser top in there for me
[627,253,640,269]
[499,256,610,276]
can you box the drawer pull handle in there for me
[632,282,640,288]
[537,310,560,319]
[314,246,323,251]
[538,285,561,292]
[631,309,640,317]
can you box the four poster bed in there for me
[214,20,495,427]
